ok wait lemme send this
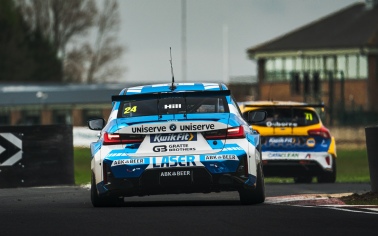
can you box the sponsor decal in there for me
[152,155,196,168]
[168,144,196,151]
[132,125,167,133]
[107,153,129,157]
[153,145,167,152]
[169,124,177,131]
[150,133,196,143]
[153,144,196,152]
[179,123,215,131]
[223,146,243,151]
[266,121,298,127]
[321,140,328,147]
[164,104,181,109]
[268,137,296,144]
[205,155,238,160]
[306,138,316,147]
[111,158,145,166]
[305,154,311,159]
[160,170,191,177]
[268,153,299,158]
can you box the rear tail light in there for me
[307,127,331,139]
[203,126,245,139]
[103,132,145,145]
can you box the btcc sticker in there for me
[150,133,197,143]
[205,155,238,160]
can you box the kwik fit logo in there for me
[150,133,197,143]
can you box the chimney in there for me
[365,0,378,10]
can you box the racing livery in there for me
[88,83,266,207]
[239,101,337,183]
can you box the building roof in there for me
[247,2,378,57]
[0,83,142,106]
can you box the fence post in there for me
[365,126,378,192]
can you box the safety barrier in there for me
[0,125,74,188]
[365,126,378,192]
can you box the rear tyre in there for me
[91,173,123,207]
[239,163,265,205]
[317,157,336,183]
[293,176,313,183]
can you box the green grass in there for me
[74,147,91,185]
[336,148,370,182]
[73,147,371,185]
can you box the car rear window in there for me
[243,108,320,127]
[118,96,228,118]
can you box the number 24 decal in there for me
[124,106,137,114]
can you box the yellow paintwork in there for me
[240,101,337,158]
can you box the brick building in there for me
[247,0,378,125]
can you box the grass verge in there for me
[74,147,91,185]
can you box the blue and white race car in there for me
[88,82,266,207]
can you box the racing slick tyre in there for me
[293,176,313,183]
[91,173,123,207]
[239,163,265,205]
[317,157,336,183]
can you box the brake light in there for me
[227,126,246,138]
[203,126,245,139]
[308,127,331,139]
[103,132,145,145]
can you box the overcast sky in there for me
[117,0,359,84]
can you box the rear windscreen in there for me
[118,96,228,118]
[243,108,320,127]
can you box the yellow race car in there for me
[239,101,337,183]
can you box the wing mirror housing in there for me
[247,111,267,124]
[88,118,106,130]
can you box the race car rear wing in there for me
[242,102,324,108]
[112,90,231,102]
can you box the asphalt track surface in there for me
[0,183,377,236]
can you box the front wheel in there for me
[239,163,265,205]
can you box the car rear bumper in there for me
[262,159,333,177]
[97,166,257,197]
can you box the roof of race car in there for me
[120,83,228,95]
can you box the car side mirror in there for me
[248,111,267,124]
[88,118,106,130]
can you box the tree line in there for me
[0,0,123,83]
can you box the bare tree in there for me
[17,0,124,83]
[85,0,124,83]
[17,0,97,58]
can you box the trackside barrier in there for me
[365,126,378,192]
[0,125,74,188]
